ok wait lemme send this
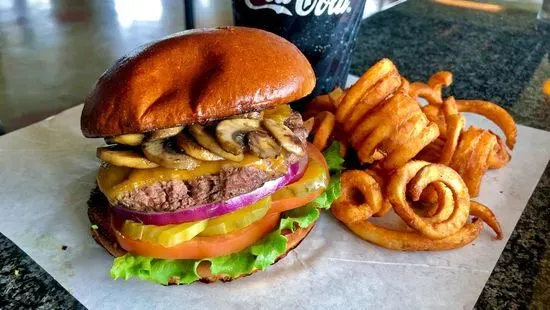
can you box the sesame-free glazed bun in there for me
[81,27,316,138]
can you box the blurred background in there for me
[0,0,544,134]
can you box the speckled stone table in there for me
[1,0,549,309]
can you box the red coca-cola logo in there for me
[245,0,352,16]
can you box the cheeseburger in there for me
[82,27,331,284]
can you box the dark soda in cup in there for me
[233,0,367,98]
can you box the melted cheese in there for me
[264,104,292,122]
[97,154,288,202]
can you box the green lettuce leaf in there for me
[109,142,345,285]
[323,141,345,173]
[111,255,201,285]
[308,174,341,210]
[249,231,288,271]
[281,205,320,230]
[209,251,256,278]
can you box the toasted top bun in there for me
[81,27,315,138]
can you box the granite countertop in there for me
[1,0,549,308]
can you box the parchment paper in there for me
[1,98,549,309]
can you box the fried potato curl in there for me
[302,59,515,251]
[415,97,513,197]
[332,163,502,251]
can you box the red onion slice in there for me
[110,156,308,225]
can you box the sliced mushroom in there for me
[176,133,224,161]
[189,124,244,162]
[97,146,159,169]
[229,111,264,120]
[262,119,304,155]
[247,130,281,158]
[104,134,144,146]
[142,139,200,170]
[147,126,184,141]
[215,119,260,155]
[303,117,315,135]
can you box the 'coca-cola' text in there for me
[244,0,352,17]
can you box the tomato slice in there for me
[114,212,280,259]
[269,143,328,214]
[306,143,329,176]
[269,188,325,214]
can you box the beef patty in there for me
[116,166,273,212]
[109,112,308,213]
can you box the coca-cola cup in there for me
[233,0,367,100]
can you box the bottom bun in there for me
[87,187,315,284]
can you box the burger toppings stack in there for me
[82,27,342,285]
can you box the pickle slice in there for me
[119,197,273,245]
[157,220,208,247]
[121,219,208,248]
[271,156,328,201]
[199,197,272,236]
